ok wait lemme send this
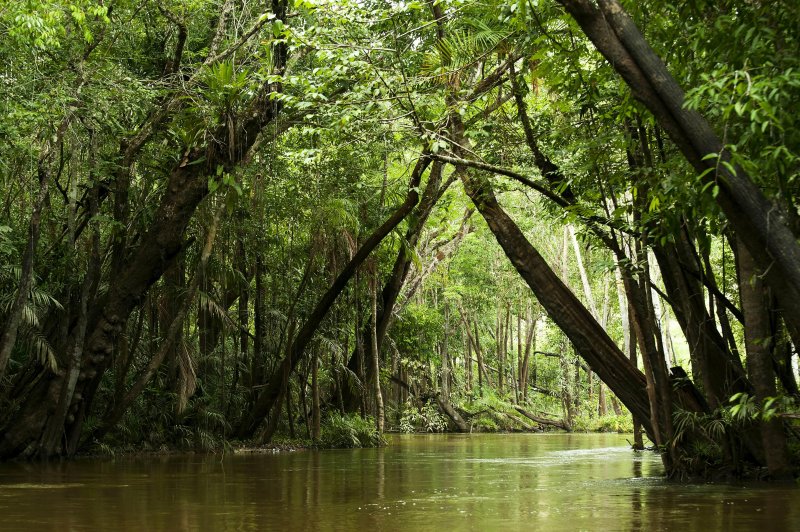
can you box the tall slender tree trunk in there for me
[370,269,384,434]
[236,158,429,438]
[0,162,51,379]
[738,238,791,477]
[312,349,320,440]
[441,303,451,402]
[455,166,654,438]
[521,305,536,403]
[465,331,473,392]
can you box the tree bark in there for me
[0,159,52,378]
[738,238,791,477]
[312,349,320,440]
[370,269,384,433]
[0,1,290,457]
[340,161,443,409]
[558,0,800,345]
[85,206,223,446]
[456,166,654,438]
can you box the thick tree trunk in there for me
[37,223,99,457]
[0,156,212,458]
[653,238,750,408]
[435,394,468,432]
[456,168,654,438]
[0,17,288,457]
[738,238,791,477]
[558,0,800,344]
[85,207,223,446]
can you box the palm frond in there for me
[17,323,58,372]
[337,364,363,396]
[197,289,235,327]
[175,339,197,414]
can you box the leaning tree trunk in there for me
[557,0,800,344]
[436,40,656,432]
[235,157,429,438]
[455,168,654,438]
[0,152,215,458]
[340,161,442,410]
[84,206,223,447]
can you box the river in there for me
[0,433,797,530]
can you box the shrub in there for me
[571,413,633,433]
[399,400,448,433]
[318,413,385,448]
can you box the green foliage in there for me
[0,0,796,484]
[318,413,385,449]
[399,400,448,433]
[727,392,799,424]
[571,414,633,433]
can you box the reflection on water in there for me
[0,433,797,531]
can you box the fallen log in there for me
[489,406,539,432]
[435,395,469,432]
[514,406,571,431]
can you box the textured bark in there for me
[0,156,213,458]
[653,239,751,408]
[619,246,671,451]
[738,238,791,477]
[457,168,654,438]
[37,223,99,457]
[558,0,800,344]
[86,207,223,446]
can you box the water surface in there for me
[0,433,797,530]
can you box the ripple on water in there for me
[0,483,85,489]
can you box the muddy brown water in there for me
[0,433,797,531]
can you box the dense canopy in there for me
[1,0,799,479]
